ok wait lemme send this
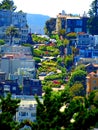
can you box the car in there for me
[39,72,46,76]
[47,72,55,76]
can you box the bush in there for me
[33,57,41,63]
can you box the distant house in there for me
[86,71,98,95]
[23,77,42,96]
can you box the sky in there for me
[0,0,93,17]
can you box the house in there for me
[77,33,95,49]
[23,77,42,96]
[0,56,35,78]
[16,99,37,122]
[0,80,21,96]
[13,95,43,123]
[0,10,28,44]
[86,71,98,95]
[56,12,89,33]
[85,63,98,73]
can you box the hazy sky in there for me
[1,0,93,17]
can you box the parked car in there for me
[39,72,47,76]
[47,71,55,76]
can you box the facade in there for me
[0,10,12,27]
[0,57,35,78]
[0,72,6,82]
[0,10,28,44]
[0,80,21,96]
[77,33,95,49]
[23,77,42,96]
[13,95,43,123]
[0,45,35,78]
[56,12,89,33]
[79,48,98,58]
[16,99,37,122]
[1,45,32,56]
[86,71,98,95]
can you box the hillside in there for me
[27,13,50,34]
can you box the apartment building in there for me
[56,12,89,33]
[0,10,28,44]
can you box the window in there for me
[13,86,16,91]
[74,28,82,32]
[76,20,82,26]
[20,112,27,116]
[4,85,10,91]
[31,112,36,117]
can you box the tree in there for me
[88,0,97,17]
[0,39,5,45]
[35,86,71,130]
[58,29,66,38]
[44,18,56,35]
[65,55,73,69]
[6,25,18,45]
[0,93,20,129]
[66,32,77,40]
[34,86,98,130]
[75,64,86,71]
[0,0,17,11]
[88,0,98,34]
[70,82,84,97]
[69,69,87,87]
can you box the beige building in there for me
[86,71,98,95]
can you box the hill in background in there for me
[27,14,50,34]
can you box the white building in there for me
[0,58,35,78]
[16,99,37,122]
[12,95,43,122]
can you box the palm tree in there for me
[6,25,18,45]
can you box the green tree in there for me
[88,0,96,17]
[6,25,18,45]
[44,18,56,35]
[75,64,86,71]
[70,82,84,97]
[88,16,98,35]
[0,93,20,129]
[33,85,98,130]
[58,29,66,38]
[0,0,17,11]
[0,39,5,45]
[35,86,71,130]
[88,0,98,34]
[66,32,77,40]
[69,70,87,87]
[65,55,73,69]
